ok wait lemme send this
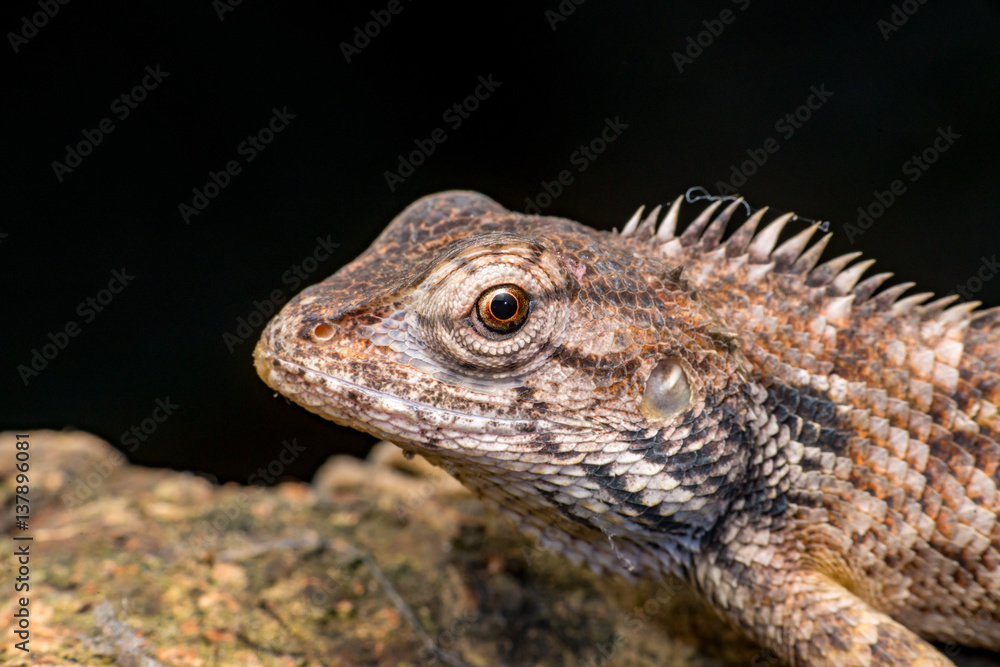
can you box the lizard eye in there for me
[474,284,530,338]
[642,358,691,420]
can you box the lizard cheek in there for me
[641,358,692,421]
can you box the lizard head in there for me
[255,191,766,574]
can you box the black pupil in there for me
[489,291,519,321]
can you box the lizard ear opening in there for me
[641,358,692,420]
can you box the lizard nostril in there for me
[312,323,335,341]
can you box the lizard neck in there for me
[420,375,776,582]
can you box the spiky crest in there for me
[619,198,985,325]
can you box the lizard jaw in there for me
[254,346,549,451]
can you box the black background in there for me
[5,1,1000,484]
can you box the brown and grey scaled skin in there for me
[254,191,1000,666]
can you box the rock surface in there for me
[7,430,992,666]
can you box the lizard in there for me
[254,190,1000,666]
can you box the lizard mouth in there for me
[254,346,544,447]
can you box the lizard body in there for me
[255,191,1000,665]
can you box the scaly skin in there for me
[254,191,1000,665]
